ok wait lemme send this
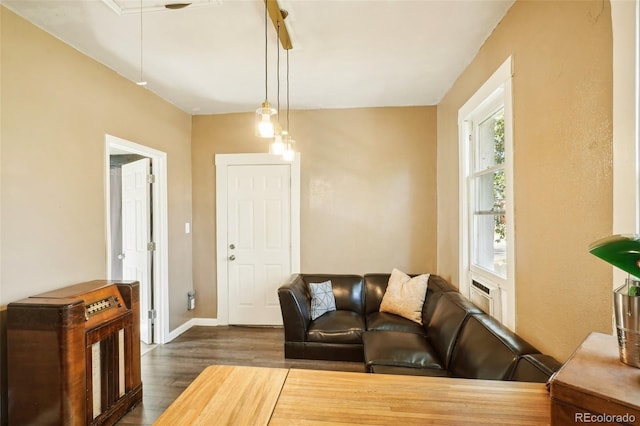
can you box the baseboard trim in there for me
[166,317,225,343]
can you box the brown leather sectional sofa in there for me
[277,273,562,382]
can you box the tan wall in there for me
[0,9,194,421]
[437,0,613,361]
[0,8,194,325]
[192,107,437,318]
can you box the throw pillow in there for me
[309,280,337,320]
[379,268,430,324]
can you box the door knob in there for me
[229,244,235,249]
[117,253,125,260]
[229,255,236,261]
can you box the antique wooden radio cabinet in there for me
[7,280,142,425]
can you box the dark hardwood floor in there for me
[117,326,364,425]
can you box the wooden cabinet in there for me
[549,332,640,425]
[7,280,142,426]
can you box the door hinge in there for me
[148,309,157,323]
[147,174,155,184]
[147,241,156,251]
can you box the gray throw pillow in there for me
[309,280,336,320]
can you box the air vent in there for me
[471,280,491,295]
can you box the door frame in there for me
[215,153,301,325]
[104,134,170,344]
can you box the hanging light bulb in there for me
[255,1,276,137]
[271,125,286,155]
[257,102,276,137]
[282,134,296,161]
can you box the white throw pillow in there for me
[379,268,430,324]
[309,280,337,320]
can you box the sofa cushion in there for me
[364,273,391,315]
[449,314,538,380]
[302,274,365,315]
[426,292,483,369]
[421,276,457,324]
[426,275,458,294]
[306,310,365,344]
[379,269,429,324]
[309,280,336,320]
[366,311,425,335]
[363,330,445,371]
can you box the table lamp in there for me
[589,234,640,367]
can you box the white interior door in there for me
[227,164,291,325]
[121,158,153,343]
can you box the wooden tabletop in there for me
[155,365,551,425]
[271,369,550,425]
[153,365,288,426]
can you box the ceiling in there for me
[1,0,515,115]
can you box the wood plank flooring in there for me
[116,326,364,425]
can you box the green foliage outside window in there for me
[493,113,506,243]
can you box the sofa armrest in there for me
[278,274,311,342]
[510,353,562,383]
[449,313,538,380]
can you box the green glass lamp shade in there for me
[589,234,640,278]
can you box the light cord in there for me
[276,22,281,118]
[264,1,268,101]
[286,48,290,132]
[139,0,144,83]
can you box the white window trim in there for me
[459,56,516,330]
[611,0,640,293]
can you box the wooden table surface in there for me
[155,365,551,425]
[153,365,288,426]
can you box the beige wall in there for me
[192,107,437,318]
[0,8,194,324]
[0,8,195,421]
[437,0,613,361]
[0,0,619,378]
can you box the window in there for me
[471,107,506,277]
[459,57,515,330]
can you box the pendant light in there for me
[282,47,296,162]
[136,0,147,86]
[270,20,285,155]
[256,1,277,138]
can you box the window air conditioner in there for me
[470,279,502,320]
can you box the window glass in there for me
[471,109,506,278]
[472,213,507,277]
[473,171,505,213]
[475,109,505,170]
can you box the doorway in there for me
[110,155,153,344]
[215,153,301,325]
[105,134,169,344]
